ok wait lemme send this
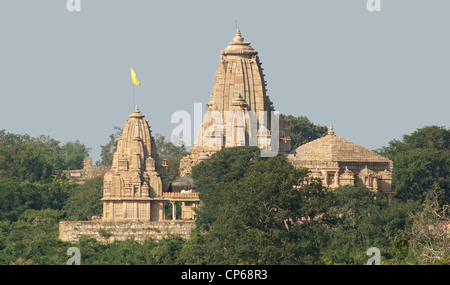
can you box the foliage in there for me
[376,126,449,202]
[280,114,328,149]
[377,125,449,157]
[189,147,326,264]
[63,176,104,221]
[154,134,189,184]
[0,130,90,182]
[192,146,262,231]
[99,126,122,166]
[407,191,450,264]
[0,209,67,265]
[318,186,419,265]
[0,126,447,265]
[61,141,91,171]
[0,178,75,222]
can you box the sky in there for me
[0,0,448,163]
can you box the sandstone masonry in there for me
[59,220,196,244]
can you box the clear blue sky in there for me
[0,0,448,162]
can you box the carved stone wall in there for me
[59,220,196,244]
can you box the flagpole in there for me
[133,83,135,108]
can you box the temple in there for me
[102,106,200,222]
[179,29,291,176]
[59,107,200,243]
[287,125,394,203]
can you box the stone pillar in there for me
[84,157,92,170]
[171,201,177,220]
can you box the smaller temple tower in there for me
[59,107,200,244]
[102,106,168,221]
[102,106,200,222]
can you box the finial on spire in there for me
[328,124,335,135]
[233,28,244,43]
[129,105,145,119]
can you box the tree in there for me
[154,134,189,183]
[376,126,449,202]
[377,125,449,157]
[0,130,90,182]
[99,126,122,166]
[188,147,326,265]
[408,191,450,264]
[192,146,262,231]
[0,178,75,222]
[280,114,328,149]
[61,141,91,170]
[318,186,420,265]
[63,176,104,221]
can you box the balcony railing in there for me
[163,192,200,200]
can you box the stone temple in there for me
[179,29,291,176]
[102,106,168,221]
[59,107,200,243]
[287,125,394,203]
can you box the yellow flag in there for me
[130,67,141,86]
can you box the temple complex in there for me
[179,29,291,176]
[60,29,396,244]
[287,125,394,203]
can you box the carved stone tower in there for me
[180,29,291,176]
[102,106,168,221]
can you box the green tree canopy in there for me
[63,176,104,221]
[377,126,449,202]
[154,134,189,184]
[280,114,328,149]
[0,130,90,182]
[192,146,263,231]
[188,147,326,265]
[99,126,122,166]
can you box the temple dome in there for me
[287,126,392,164]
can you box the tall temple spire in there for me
[179,29,291,176]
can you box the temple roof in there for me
[288,125,392,163]
[112,106,156,170]
[170,174,196,193]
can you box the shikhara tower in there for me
[102,106,168,221]
[180,29,291,176]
